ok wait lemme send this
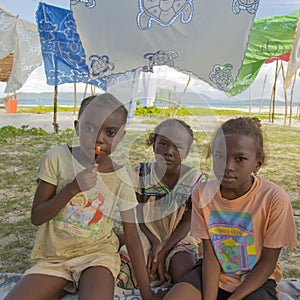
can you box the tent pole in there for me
[269,61,279,123]
[73,82,77,115]
[259,74,267,115]
[53,85,59,133]
[280,61,288,126]
[174,73,191,116]
[249,86,252,116]
[289,73,297,126]
[83,83,88,99]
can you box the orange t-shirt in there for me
[191,176,298,292]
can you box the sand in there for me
[0,108,299,133]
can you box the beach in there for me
[1,107,299,133]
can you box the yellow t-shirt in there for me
[30,144,137,263]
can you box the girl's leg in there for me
[244,279,278,300]
[78,266,115,300]
[169,251,197,283]
[4,274,69,300]
[163,282,202,300]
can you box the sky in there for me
[0,0,300,102]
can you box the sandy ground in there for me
[0,107,299,133]
[0,109,224,133]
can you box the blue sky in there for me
[0,0,299,101]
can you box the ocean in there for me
[17,99,80,107]
[16,98,294,108]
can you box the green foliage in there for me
[0,125,47,144]
[17,106,76,114]
[134,105,162,116]
[134,104,248,117]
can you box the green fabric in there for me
[227,12,298,97]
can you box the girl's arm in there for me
[227,247,281,300]
[202,239,220,300]
[154,208,192,281]
[160,208,191,254]
[121,209,159,300]
[136,194,162,278]
[31,166,98,225]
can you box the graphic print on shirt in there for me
[53,190,106,238]
[142,162,204,213]
[208,210,257,276]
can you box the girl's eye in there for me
[237,157,247,162]
[107,130,117,137]
[85,125,95,133]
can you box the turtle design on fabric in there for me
[137,0,194,30]
[232,0,259,15]
[143,50,178,71]
[209,63,234,92]
[70,0,96,8]
[88,55,115,79]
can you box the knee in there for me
[163,282,201,300]
[169,252,197,283]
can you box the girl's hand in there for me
[147,243,162,280]
[156,250,171,285]
[70,165,98,194]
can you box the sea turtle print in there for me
[232,0,259,15]
[137,0,194,30]
[143,50,178,71]
[70,0,96,8]
[88,54,115,79]
[209,63,234,92]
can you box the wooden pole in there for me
[249,86,252,116]
[280,61,288,126]
[53,85,59,133]
[174,73,191,116]
[83,83,88,99]
[73,82,77,115]
[269,61,279,123]
[259,74,267,115]
[289,74,297,126]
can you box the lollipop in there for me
[95,146,101,160]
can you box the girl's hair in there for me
[147,119,194,152]
[78,95,97,119]
[78,93,128,123]
[208,117,266,162]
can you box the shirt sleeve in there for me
[117,169,138,212]
[37,148,59,186]
[263,187,298,248]
[191,185,210,240]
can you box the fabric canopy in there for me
[265,51,291,64]
[0,5,42,93]
[227,12,298,97]
[71,0,258,93]
[36,3,106,90]
[285,11,300,89]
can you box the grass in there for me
[0,114,299,278]
[0,104,281,117]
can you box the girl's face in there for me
[77,106,125,162]
[154,125,190,170]
[212,134,263,199]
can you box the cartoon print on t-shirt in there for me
[208,210,257,277]
[54,190,106,238]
